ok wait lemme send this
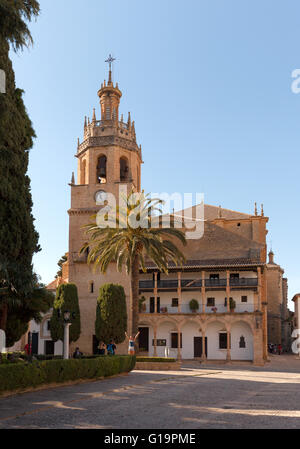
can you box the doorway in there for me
[45,340,54,355]
[138,327,149,352]
[194,337,207,358]
[32,332,39,355]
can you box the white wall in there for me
[231,321,253,360]
[206,321,227,360]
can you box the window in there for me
[97,156,107,184]
[90,282,94,294]
[171,333,182,349]
[224,297,233,306]
[47,320,51,331]
[241,296,248,303]
[239,336,246,348]
[210,274,219,279]
[230,273,239,279]
[172,298,178,307]
[207,297,215,307]
[105,106,111,120]
[219,332,227,349]
[120,157,129,181]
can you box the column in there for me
[154,272,158,314]
[201,329,206,361]
[177,324,182,361]
[226,270,230,312]
[63,323,71,359]
[202,270,206,313]
[226,327,231,362]
[177,272,182,313]
[257,267,262,312]
[261,269,268,359]
[153,325,157,357]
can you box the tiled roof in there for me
[144,257,263,270]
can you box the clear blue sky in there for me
[10,0,300,305]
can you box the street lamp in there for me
[63,310,72,360]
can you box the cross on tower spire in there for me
[105,54,116,84]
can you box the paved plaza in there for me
[0,355,300,429]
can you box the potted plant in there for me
[229,298,236,312]
[212,306,218,313]
[139,296,147,313]
[189,299,199,313]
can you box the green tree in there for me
[50,284,81,343]
[95,284,127,344]
[5,277,54,347]
[81,191,186,339]
[0,0,41,333]
[55,254,68,279]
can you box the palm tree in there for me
[81,191,187,339]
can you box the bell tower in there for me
[67,56,143,354]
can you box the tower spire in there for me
[105,54,116,85]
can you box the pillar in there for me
[226,328,231,362]
[177,324,182,361]
[153,325,157,357]
[63,323,71,359]
[202,271,206,313]
[201,328,206,361]
[154,272,158,314]
[257,267,262,312]
[226,270,230,312]
[177,272,182,313]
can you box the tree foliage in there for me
[55,254,68,279]
[50,284,81,343]
[0,1,44,340]
[95,284,127,345]
[81,190,186,336]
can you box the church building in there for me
[25,61,290,364]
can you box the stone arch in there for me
[97,154,107,184]
[231,320,253,361]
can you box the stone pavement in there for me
[0,354,300,429]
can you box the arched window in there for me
[97,156,107,184]
[120,157,129,181]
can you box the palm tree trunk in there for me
[131,255,140,352]
[0,302,8,331]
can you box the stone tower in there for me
[67,63,143,354]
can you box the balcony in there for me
[139,277,258,290]
[141,302,255,314]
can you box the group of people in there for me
[97,340,117,356]
[268,343,282,355]
[72,331,141,358]
[95,331,140,356]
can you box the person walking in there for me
[278,343,282,355]
[125,331,140,355]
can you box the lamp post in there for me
[63,311,71,360]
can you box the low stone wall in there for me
[134,361,181,371]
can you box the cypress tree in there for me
[50,284,81,343]
[95,284,127,344]
[0,1,50,343]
